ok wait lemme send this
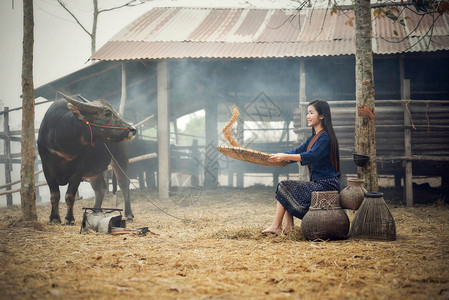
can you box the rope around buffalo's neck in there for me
[103,143,184,221]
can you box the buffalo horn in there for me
[59,92,101,113]
[76,94,91,103]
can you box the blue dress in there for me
[275,132,341,219]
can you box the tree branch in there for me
[377,12,442,52]
[98,0,151,14]
[56,0,92,38]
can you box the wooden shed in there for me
[35,6,449,204]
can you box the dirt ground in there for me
[0,186,448,299]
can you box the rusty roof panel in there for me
[256,10,302,42]
[92,6,449,61]
[234,9,268,37]
[92,40,357,60]
[188,9,236,41]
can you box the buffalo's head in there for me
[60,92,136,142]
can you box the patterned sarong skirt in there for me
[275,177,341,219]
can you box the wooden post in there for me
[394,174,402,190]
[273,171,279,187]
[118,62,127,117]
[227,169,233,187]
[174,120,179,146]
[204,102,218,188]
[157,60,170,198]
[191,139,199,187]
[236,104,244,188]
[298,61,309,182]
[3,108,13,206]
[402,79,413,206]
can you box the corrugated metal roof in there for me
[91,6,449,61]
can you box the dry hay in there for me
[1,187,449,299]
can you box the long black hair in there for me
[308,99,341,173]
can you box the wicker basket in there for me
[301,191,349,240]
[301,208,350,240]
[349,192,396,241]
[216,146,289,168]
[310,191,340,209]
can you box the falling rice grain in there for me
[222,106,240,147]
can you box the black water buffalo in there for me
[37,93,137,224]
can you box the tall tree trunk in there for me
[21,0,37,221]
[354,0,378,192]
[92,0,99,56]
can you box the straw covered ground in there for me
[1,186,448,299]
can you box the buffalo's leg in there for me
[113,166,134,220]
[120,176,134,221]
[41,157,62,223]
[49,187,61,223]
[65,179,81,225]
[111,142,134,220]
[44,173,61,223]
[114,167,134,220]
[90,173,107,209]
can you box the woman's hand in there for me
[268,153,286,162]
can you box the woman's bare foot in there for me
[282,226,293,234]
[262,225,282,234]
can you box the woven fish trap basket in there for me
[302,191,349,241]
[349,192,396,241]
[301,208,350,240]
[310,191,340,209]
[216,146,289,168]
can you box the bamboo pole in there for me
[129,153,157,164]
[0,170,43,189]
[135,114,154,128]
[378,155,449,162]
[0,99,55,116]
[0,182,47,197]
[107,153,157,171]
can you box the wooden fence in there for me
[0,106,46,204]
